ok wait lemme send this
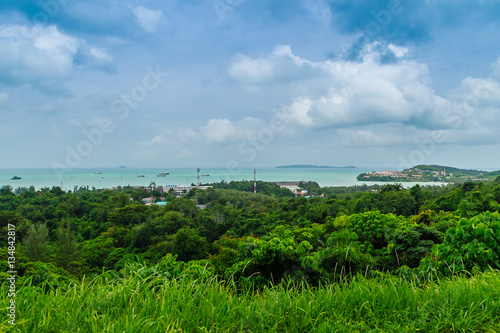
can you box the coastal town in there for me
[358,165,498,183]
[128,180,313,207]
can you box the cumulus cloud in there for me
[201,119,239,143]
[0,24,114,92]
[0,25,78,83]
[133,6,165,33]
[142,116,276,161]
[144,43,500,155]
[228,55,274,84]
[388,44,408,58]
[274,44,440,129]
[449,77,500,109]
[224,43,500,148]
[201,117,268,143]
[228,44,323,85]
[80,46,115,73]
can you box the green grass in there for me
[1,269,500,332]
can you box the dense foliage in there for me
[1,178,500,331]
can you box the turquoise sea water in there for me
[0,167,446,190]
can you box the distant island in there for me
[357,165,500,183]
[277,165,356,169]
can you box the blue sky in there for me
[1,0,500,170]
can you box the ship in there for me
[137,175,145,177]
[157,172,169,177]
[11,176,21,180]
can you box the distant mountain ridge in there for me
[276,165,356,169]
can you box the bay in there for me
[0,167,446,191]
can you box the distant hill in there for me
[276,165,356,169]
[357,164,500,182]
[412,165,483,176]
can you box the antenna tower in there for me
[254,169,257,193]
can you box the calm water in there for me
[0,167,446,190]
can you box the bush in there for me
[421,212,500,275]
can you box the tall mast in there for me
[197,168,200,188]
[254,169,256,193]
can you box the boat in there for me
[157,172,169,177]
[137,175,145,177]
[11,176,21,180]
[95,172,102,174]
[201,174,210,176]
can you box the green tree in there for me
[108,205,148,226]
[0,185,14,196]
[80,236,115,271]
[166,198,198,218]
[54,221,80,270]
[380,183,403,193]
[22,223,50,262]
[172,227,208,262]
[410,184,424,210]
[380,190,417,216]
[316,230,375,278]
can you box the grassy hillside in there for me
[1,265,499,332]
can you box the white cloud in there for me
[150,130,173,144]
[388,44,408,58]
[228,44,322,85]
[201,119,238,142]
[276,51,433,129]
[226,43,500,148]
[0,25,78,82]
[0,25,114,91]
[449,77,500,108]
[135,44,500,162]
[228,55,274,84]
[279,97,315,128]
[86,47,114,70]
[201,117,268,143]
[133,6,165,33]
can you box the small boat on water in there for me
[11,176,21,180]
[157,172,169,177]
[95,172,102,174]
[201,174,210,177]
[137,175,145,177]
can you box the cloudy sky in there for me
[1,0,500,170]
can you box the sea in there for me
[0,167,447,191]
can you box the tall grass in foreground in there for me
[1,269,500,332]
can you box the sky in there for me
[1,0,500,171]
